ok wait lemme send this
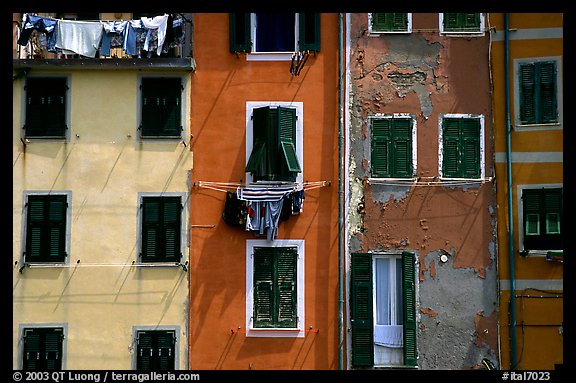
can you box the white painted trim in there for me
[245,101,304,185]
[491,28,563,42]
[494,152,563,163]
[367,13,412,34]
[246,13,299,60]
[512,56,563,131]
[439,13,485,36]
[245,239,305,338]
[438,114,485,180]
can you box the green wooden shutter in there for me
[519,63,536,124]
[538,62,557,123]
[402,251,417,367]
[298,13,320,52]
[230,13,252,52]
[276,247,297,327]
[23,331,41,370]
[460,118,481,178]
[371,119,391,177]
[523,188,562,251]
[462,13,481,30]
[391,118,413,178]
[141,78,181,137]
[543,189,562,235]
[442,118,461,178]
[44,331,63,370]
[25,77,67,138]
[23,328,63,371]
[254,247,274,327]
[444,13,480,32]
[278,107,301,176]
[443,13,460,31]
[351,253,374,367]
[246,107,270,179]
[26,195,67,263]
[372,13,407,32]
[142,197,181,262]
[137,332,154,371]
[523,190,541,236]
[157,331,176,371]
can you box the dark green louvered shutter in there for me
[141,197,182,263]
[519,62,557,124]
[157,331,176,371]
[137,332,154,370]
[298,13,320,52]
[246,107,272,180]
[25,77,67,138]
[402,251,417,367]
[278,107,301,176]
[372,13,408,32]
[254,248,274,327]
[26,195,67,263]
[442,117,480,178]
[523,188,562,251]
[351,253,374,367]
[372,118,412,178]
[276,247,297,328]
[444,13,480,32]
[141,78,182,137]
[371,119,391,177]
[23,328,63,371]
[392,118,413,177]
[230,13,252,52]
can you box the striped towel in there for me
[236,185,296,202]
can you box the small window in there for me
[371,116,414,178]
[140,77,182,138]
[24,77,68,139]
[440,115,482,179]
[140,196,183,263]
[253,246,298,328]
[369,13,410,33]
[350,252,417,368]
[440,13,483,34]
[519,61,558,125]
[136,330,176,371]
[522,188,563,251]
[246,106,302,182]
[24,194,68,263]
[230,13,320,53]
[22,327,64,371]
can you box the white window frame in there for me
[245,239,305,338]
[517,183,563,256]
[245,101,304,185]
[513,56,563,131]
[368,13,412,34]
[439,13,485,36]
[367,113,418,181]
[438,113,485,181]
[131,325,180,370]
[136,192,187,266]
[21,190,72,266]
[247,13,299,61]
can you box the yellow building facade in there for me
[489,13,563,370]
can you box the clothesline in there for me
[194,180,330,194]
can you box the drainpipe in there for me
[504,12,518,370]
[337,12,344,371]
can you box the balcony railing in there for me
[13,13,195,70]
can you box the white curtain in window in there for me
[374,258,403,348]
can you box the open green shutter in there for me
[538,62,557,123]
[460,118,480,178]
[402,251,417,366]
[442,118,461,177]
[162,197,181,261]
[371,119,391,177]
[276,247,297,327]
[391,118,412,177]
[298,13,320,52]
[230,13,252,52]
[246,107,270,178]
[254,248,274,327]
[351,253,374,367]
[278,107,301,173]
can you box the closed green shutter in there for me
[519,63,536,124]
[23,328,63,371]
[402,251,417,367]
[538,62,557,123]
[157,331,176,371]
[141,78,182,137]
[444,13,480,32]
[298,13,320,52]
[392,118,413,177]
[253,247,297,328]
[26,195,67,263]
[371,119,391,177]
[25,77,67,138]
[141,197,181,263]
[230,13,252,52]
[544,189,562,234]
[523,190,541,236]
[442,117,480,178]
[372,118,412,178]
[372,13,407,32]
[519,62,558,124]
[137,332,154,371]
[351,252,374,367]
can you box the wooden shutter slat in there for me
[402,251,417,367]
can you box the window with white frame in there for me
[439,13,485,35]
[370,114,417,179]
[513,57,562,130]
[368,13,412,33]
[245,102,303,185]
[246,239,305,337]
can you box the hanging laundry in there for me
[17,14,59,52]
[222,191,247,227]
[264,199,284,241]
[140,14,169,56]
[292,189,305,215]
[55,19,104,58]
[236,185,295,202]
[100,20,128,57]
[280,193,293,221]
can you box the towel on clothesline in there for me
[55,19,103,58]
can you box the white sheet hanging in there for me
[374,325,403,348]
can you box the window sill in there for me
[519,249,563,257]
[246,328,304,338]
[440,30,485,37]
[246,52,294,61]
[369,30,411,35]
[514,122,562,131]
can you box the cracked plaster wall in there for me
[347,13,498,369]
